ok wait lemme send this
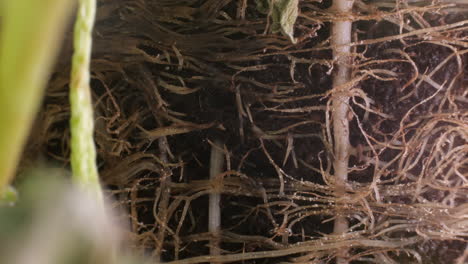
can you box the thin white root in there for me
[209,139,224,263]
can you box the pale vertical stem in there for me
[70,0,104,203]
[330,0,354,263]
[209,139,224,263]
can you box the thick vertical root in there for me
[330,0,354,263]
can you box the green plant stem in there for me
[70,0,103,202]
[0,0,73,194]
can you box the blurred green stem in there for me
[70,0,103,202]
[0,0,73,196]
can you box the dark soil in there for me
[22,1,467,263]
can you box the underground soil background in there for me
[19,0,468,263]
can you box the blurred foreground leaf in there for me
[0,172,142,264]
[0,0,74,192]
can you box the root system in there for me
[23,0,467,263]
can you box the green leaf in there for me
[255,0,299,43]
[278,0,298,43]
[0,0,73,191]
